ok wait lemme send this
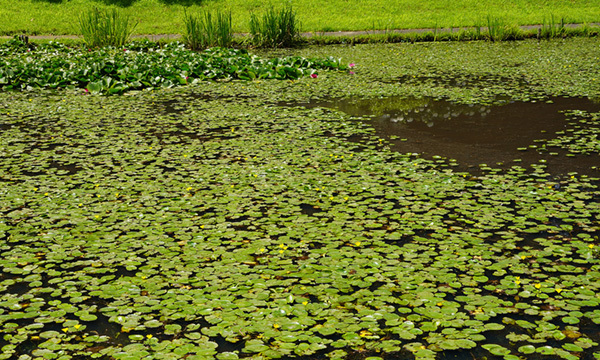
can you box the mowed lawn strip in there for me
[2,0,600,35]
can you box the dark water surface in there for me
[293,96,600,176]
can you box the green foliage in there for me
[1,38,600,360]
[249,6,301,48]
[183,9,233,51]
[0,36,34,55]
[484,15,525,41]
[0,41,347,94]
[78,7,137,48]
[540,14,566,39]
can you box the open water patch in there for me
[291,96,600,177]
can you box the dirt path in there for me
[2,23,598,41]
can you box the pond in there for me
[288,96,600,176]
[1,38,600,360]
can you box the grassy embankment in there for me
[1,0,600,35]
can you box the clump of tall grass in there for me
[78,7,137,48]
[485,15,524,41]
[539,15,566,39]
[249,6,301,48]
[183,9,233,51]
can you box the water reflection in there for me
[306,96,600,176]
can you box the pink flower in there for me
[123,48,127,52]
[349,71,355,75]
[84,88,89,93]
[348,63,355,68]
[310,74,318,79]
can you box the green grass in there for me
[1,0,600,35]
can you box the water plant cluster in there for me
[1,38,600,359]
[79,6,299,49]
[0,38,347,94]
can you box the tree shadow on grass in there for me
[98,0,139,7]
[33,0,203,6]
[157,0,203,6]
[31,0,66,4]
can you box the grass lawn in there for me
[1,0,600,35]
[1,37,600,359]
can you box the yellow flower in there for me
[535,283,541,289]
[74,324,81,329]
[146,334,153,339]
[302,301,308,305]
[355,241,361,247]
[589,244,595,249]
[186,187,192,191]
[555,287,563,293]
[273,324,280,329]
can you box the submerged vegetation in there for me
[1,37,600,359]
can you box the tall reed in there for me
[249,6,301,48]
[79,7,137,48]
[540,14,565,39]
[183,9,233,51]
[486,15,503,41]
